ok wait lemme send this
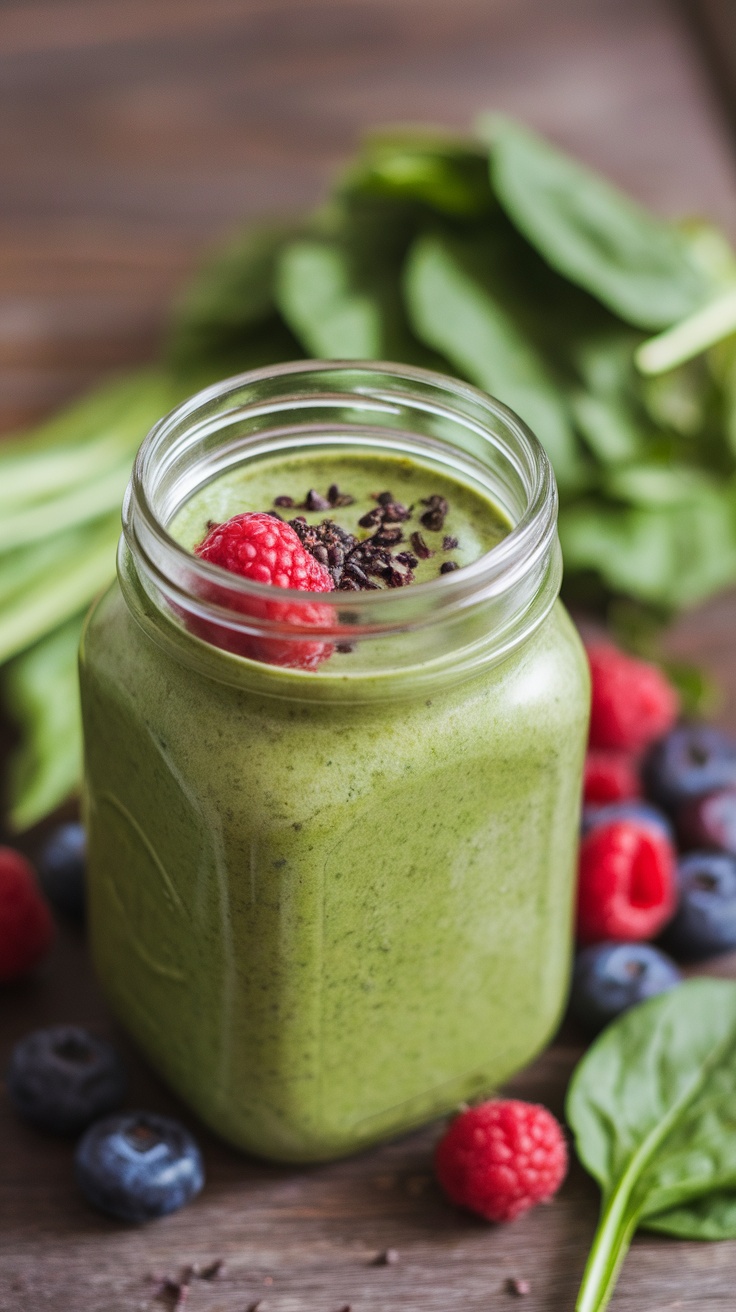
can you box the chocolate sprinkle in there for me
[420,494,449,532]
[410,531,433,559]
[443,535,459,550]
[440,560,459,574]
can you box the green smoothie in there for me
[80,387,589,1162]
[171,450,508,584]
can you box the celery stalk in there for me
[0,514,121,665]
[0,460,132,551]
[4,616,85,831]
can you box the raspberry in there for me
[0,847,54,983]
[193,512,334,670]
[587,642,678,753]
[576,819,676,945]
[435,1099,567,1223]
[583,750,641,806]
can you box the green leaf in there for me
[403,231,581,485]
[560,486,736,610]
[602,462,715,507]
[0,459,131,551]
[277,239,384,357]
[0,514,121,665]
[4,615,85,831]
[341,126,493,217]
[568,980,736,1312]
[0,369,174,507]
[276,199,440,367]
[168,224,299,376]
[483,116,709,329]
[569,391,644,465]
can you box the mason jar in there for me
[79,361,589,1162]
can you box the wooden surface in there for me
[3,2,736,1309]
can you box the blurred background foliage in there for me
[4,117,736,827]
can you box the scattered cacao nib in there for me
[379,500,411,523]
[385,565,413,587]
[375,491,395,505]
[153,1275,190,1310]
[420,494,449,532]
[336,641,356,654]
[199,1259,225,1280]
[374,525,404,547]
[273,495,294,508]
[290,507,417,592]
[328,483,355,507]
[505,1277,531,1296]
[288,517,358,588]
[358,507,384,529]
[410,531,433,560]
[440,561,459,574]
[371,1248,400,1266]
[443,535,459,550]
[305,488,331,512]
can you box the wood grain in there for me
[1,0,735,433]
[3,2,736,1309]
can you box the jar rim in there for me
[125,359,558,643]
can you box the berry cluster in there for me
[573,640,736,1033]
[0,828,204,1223]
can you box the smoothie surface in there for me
[170,450,509,585]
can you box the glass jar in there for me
[80,361,589,1163]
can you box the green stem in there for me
[0,461,130,550]
[0,515,119,664]
[576,1189,640,1312]
[635,286,736,375]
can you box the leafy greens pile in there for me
[5,114,736,828]
[568,978,736,1312]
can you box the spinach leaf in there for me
[560,484,736,611]
[277,238,384,357]
[404,231,581,486]
[277,199,443,366]
[5,615,85,831]
[483,116,710,330]
[168,224,299,377]
[568,979,736,1312]
[341,127,493,217]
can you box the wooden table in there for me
[3,2,736,1308]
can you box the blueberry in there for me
[75,1111,204,1222]
[36,823,86,921]
[660,852,736,961]
[677,787,736,856]
[7,1026,126,1134]
[570,942,682,1033]
[643,725,736,812]
[582,801,673,841]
